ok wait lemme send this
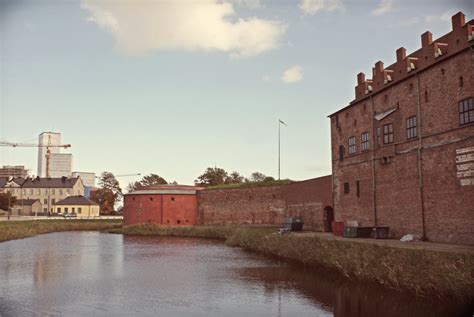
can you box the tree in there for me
[126,173,168,192]
[195,167,229,186]
[227,171,244,184]
[91,172,122,214]
[263,176,275,182]
[0,193,16,211]
[140,174,167,187]
[250,172,267,182]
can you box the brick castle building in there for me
[123,185,204,226]
[329,12,473,244]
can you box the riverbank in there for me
[0,219,122,243]
[109,225,474,303]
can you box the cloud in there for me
[80,0,286,58]
[231,0,263,9]
[299,0,344,15]
[261,75,271,81]
[281,66,303,83]
[371,0,395,16]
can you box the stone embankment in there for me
[110,225,474,303]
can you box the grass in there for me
[0,219,122,243]
[113,224,474,302]
[206,179,293,190]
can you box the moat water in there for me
[0,232,470,316]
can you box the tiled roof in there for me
[0,177,26,187]
[56,195,99,206]
[13,199,40,206]
[21,177,80,188]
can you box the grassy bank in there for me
[111,225,474,302]
[0,219,122,243]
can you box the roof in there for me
[126,184,204,196]
[13,199,40,206]
[0,177,26,187]
[56,196,99,206]
[21,177,80,188]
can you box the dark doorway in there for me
[323,206,334,232]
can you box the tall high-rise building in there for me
[72,172,96,188]
[37,132,72,177]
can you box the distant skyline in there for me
[1,0,472,187]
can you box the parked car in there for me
[63,213,77,219]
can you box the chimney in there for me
[421,31,433,48]
[451,12,465,30]
[374,61,384,74]
[396,47,406,61]
[357,72,365,85]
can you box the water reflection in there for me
[0,233,471,316]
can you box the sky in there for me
[0,0,473,187]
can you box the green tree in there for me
[195,167,229,186]
[0,193,16,211]
[250,172,267,182]
[91,172,122,214]
[126,173,168,192]
[227,171,244,184]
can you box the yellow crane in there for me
[0,139,71,178]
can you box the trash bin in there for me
[372,226,390,239]
[343,226,373,238]
[331,221,344,236]
[285,217,304,231]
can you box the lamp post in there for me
[278,119,287,180]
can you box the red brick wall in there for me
[197,176,333,230]
[330,14,474,244]
[123,194,198,226]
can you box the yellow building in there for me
[12,199,42,216]
[55,196,100,217]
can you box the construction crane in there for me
[95,173,141,178]
[0,139,71,178]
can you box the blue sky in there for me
[1,0,472,187]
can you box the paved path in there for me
[0,215,123,221]
[296,232,474,255]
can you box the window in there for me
[383,123,394,144]
[30,189,33,194]
[348,137,356,155]
[356,181,360,198]
[59,189,63,195]
[343,182,350,194]
[44,189,48,194]
[361,132,369,151]
[78,208,82,214]
[52,189,55,194]
[52,199,55,205]
[406,116,417,139]
[65,207,68,213]
[459,76,463,87]
[43,208,47,212]
[72,207,75,213]
[339,145,344,161]
[459,98,474,125]
[36,189,40,194]
[44,199,48,205]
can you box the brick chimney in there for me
[421,31,432,48]
[451,12,465,30]
[396,47,406,62]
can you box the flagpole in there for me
[278,120,281,180]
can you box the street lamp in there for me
[278,119,288,180]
